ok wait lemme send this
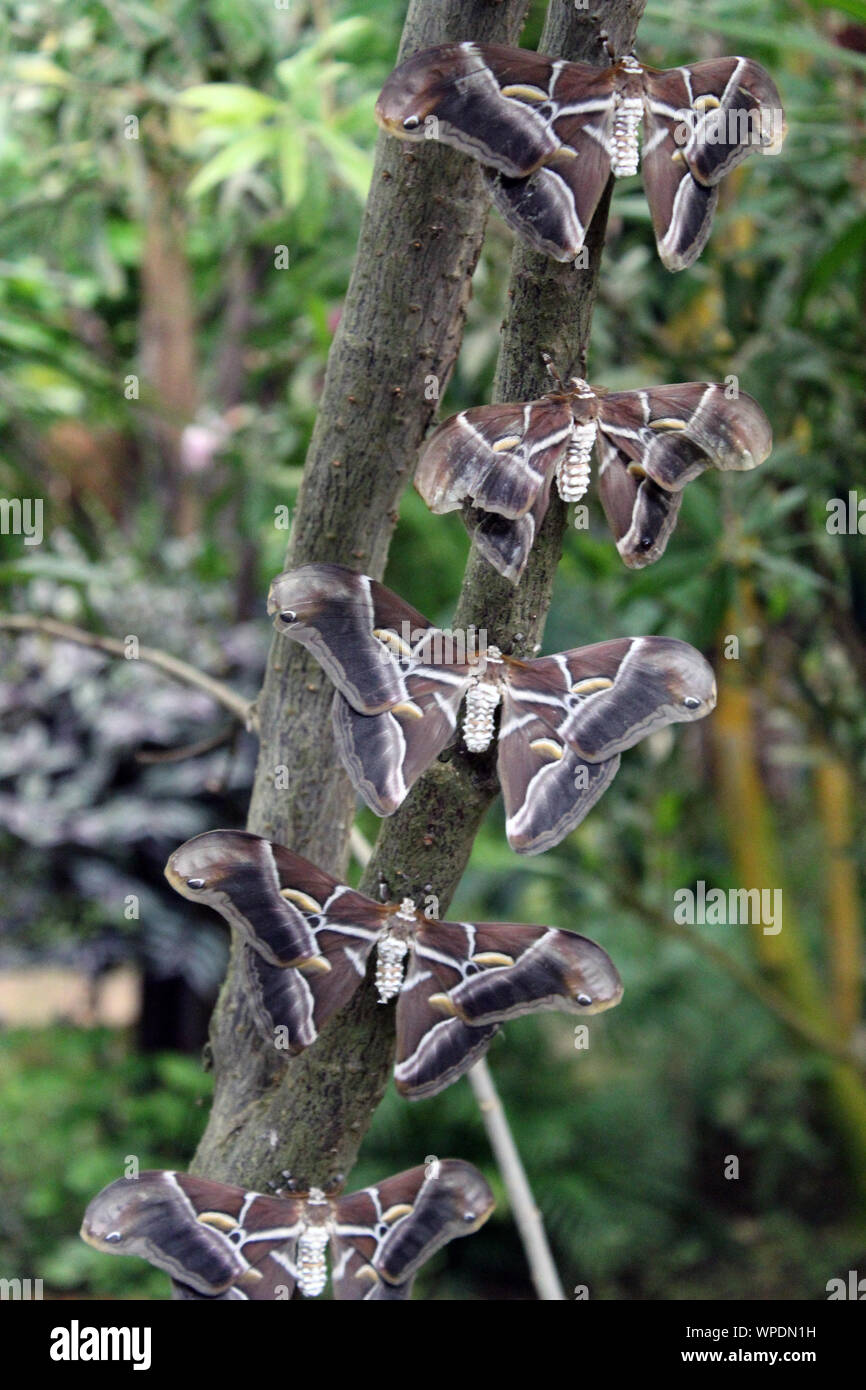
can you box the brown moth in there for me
[166,830,623,1098]
[416,368,773,582]
[81,1161,494,1299]
[376,43,785,269]
[267,564,717,854]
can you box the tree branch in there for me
[194,0,648,1195]
[468,1058,566,1300]
[0,614,255,729]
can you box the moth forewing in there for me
[548,637,718,761]
[375,42,568,177]
[415,398,571,520]
[678,57,786,186]
[80,1172,296,1299]
[367,1161,495,1287]
[629,384,773,489]
[164,830,322,970]
[267,564,431,715]
[434,924,624,1025]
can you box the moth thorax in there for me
[463,679,501,754]
[611,95,642,177]
[557,421,596,503]
[296,1223,330,1298]
[375,931,410,1003]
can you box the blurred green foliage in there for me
[0,1027,212,1298]
[1,0,865,1300]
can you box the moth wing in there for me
[416,397,571,520]
[420,920,623,1025]
[80,1171,303,1301]
[165,831,325,969]
[641,70,718,271]
[394,947,500,1098]
[375,43,570,176]
[330,1242,412,1300]
[333,1162,493,1295]
[601,384,772,490]
[473,473,555,584]
[330,1174,429,1300]
[671,57,786,186]
[240,945,318,1054]
[267,563,432,714]
[497,675,621,854]
[516,638,717,762]
[332,662,471,815]
[241,878,385,1053]
[595,400,683,567]
[483,65,617,261]
[370,1162,494,1286]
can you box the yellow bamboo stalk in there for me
[714,592,866,1203]
[815,757,862,1038]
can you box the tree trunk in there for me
[194,0,647,1189]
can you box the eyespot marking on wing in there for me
[529,737,565,761]
[472,951,516,967]
[500,83,549,102]
[197,1212,240,1232]
[382,1203,414,1223]
[392,700,424,720]
[374,627,413,658]
[492,435,523,452]
[280,889,323,913]
[648,417,688,432]
[571,677,614,696]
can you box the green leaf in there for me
[275,16,373,92]
[313,126,373,202]
[795,215,866,315]
[803,0,866,23]
[278,126,308,210]
[185,128,279,199]
[175,84,279,124]
[12,55,74,87]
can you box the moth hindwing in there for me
[165,831,624,1096]
[80,1162,495,1300]
[416,379,772,580]
[269,566,718,853]
[376,43,785,269]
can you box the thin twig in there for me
[0,614,257,732]
[135,726,236,764]
[467,1058,566,1301]
[351,824,565,1301]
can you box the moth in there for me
[375,42,785,269]
[166,830,623,1098]
[80,1161,494,1300]
[416,368,773,582]
[267,563,717,855]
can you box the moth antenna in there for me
[599,28,618,64]
[540,351,563,389]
